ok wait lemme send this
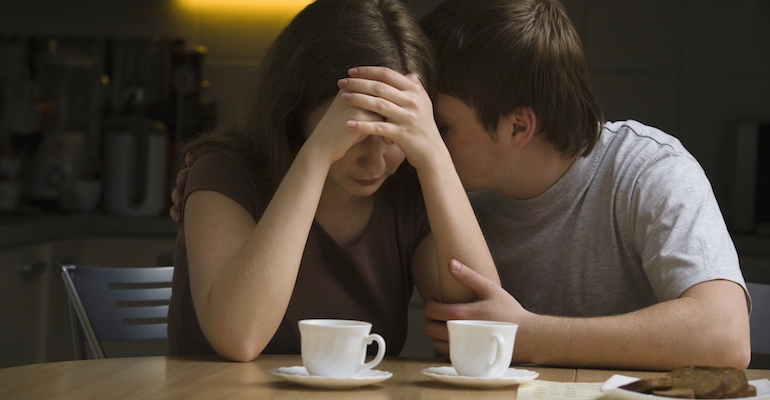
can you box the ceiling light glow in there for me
[177,0,314,16]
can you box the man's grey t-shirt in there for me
[470,120,748,317]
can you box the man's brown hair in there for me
[421,0,604,158]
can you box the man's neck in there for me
[499,136,577,200]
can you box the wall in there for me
[3,0,768,216]
[566,0,770,221]
[427,0,770,236]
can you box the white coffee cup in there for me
[448,320,518,378]
[299,319,386,377]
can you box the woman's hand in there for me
[342,67,500,307]
[302,90,383,165]
[337,67,445,171]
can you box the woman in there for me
[168,0,499,362]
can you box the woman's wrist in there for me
[295,140,334,171]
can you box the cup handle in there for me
[362,333,386,371]
[489,333,508,370]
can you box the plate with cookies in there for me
[601,366,770,399]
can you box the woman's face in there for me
[303,99,406,198]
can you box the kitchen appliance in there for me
[731,122,770,234]
[25,51,98,209]
[26,129,87,209]
[103,116,168,217]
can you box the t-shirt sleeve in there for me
[182,150,262,220]
[630,152,748,306]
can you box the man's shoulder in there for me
[602,120,689,155]
[599,120,700,174]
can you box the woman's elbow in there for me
[210,334,269,362]
[217,342,266,362]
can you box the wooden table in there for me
[1,355,768,399]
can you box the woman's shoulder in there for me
[185,147,269,217]
[189,147,268,187]
[189,148,248,184]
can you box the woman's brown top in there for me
[168,149,430,356]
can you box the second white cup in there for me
[299,319,386,377]
[448,320,519,378]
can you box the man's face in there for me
[434,93,506,192]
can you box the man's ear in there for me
[499,107,537,149]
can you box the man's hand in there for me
[424,259,530,356]
[169,151,200,224]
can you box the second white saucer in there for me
[421,366,539,389]
[269,366,392,389]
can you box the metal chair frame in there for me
[58,264,174,359]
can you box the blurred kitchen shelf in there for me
[0,213,177,250]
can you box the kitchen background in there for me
[0,0,768,368]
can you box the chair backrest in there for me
[59,264,174,359]
[748,282,770,355]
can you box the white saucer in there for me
[269,366,392,389]
[421,366,539,389]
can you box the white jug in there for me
[103,117,168,217]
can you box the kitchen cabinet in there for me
[0,241,74,368]
[0,243,47,367]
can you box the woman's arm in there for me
[184,93,370,361]
[185,144,329,362]
[339,67,500,303]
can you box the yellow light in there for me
[176,0,314,16]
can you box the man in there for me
[170,0,751,370]
[413,0,750,370]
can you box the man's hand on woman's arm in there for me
[425,259,751,370]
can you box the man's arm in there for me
[425,260,751,371]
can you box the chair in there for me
[747,282,770,368]
[58,264,174,359]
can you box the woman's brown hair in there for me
[421,0,603,158]
[181,0,436,191]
